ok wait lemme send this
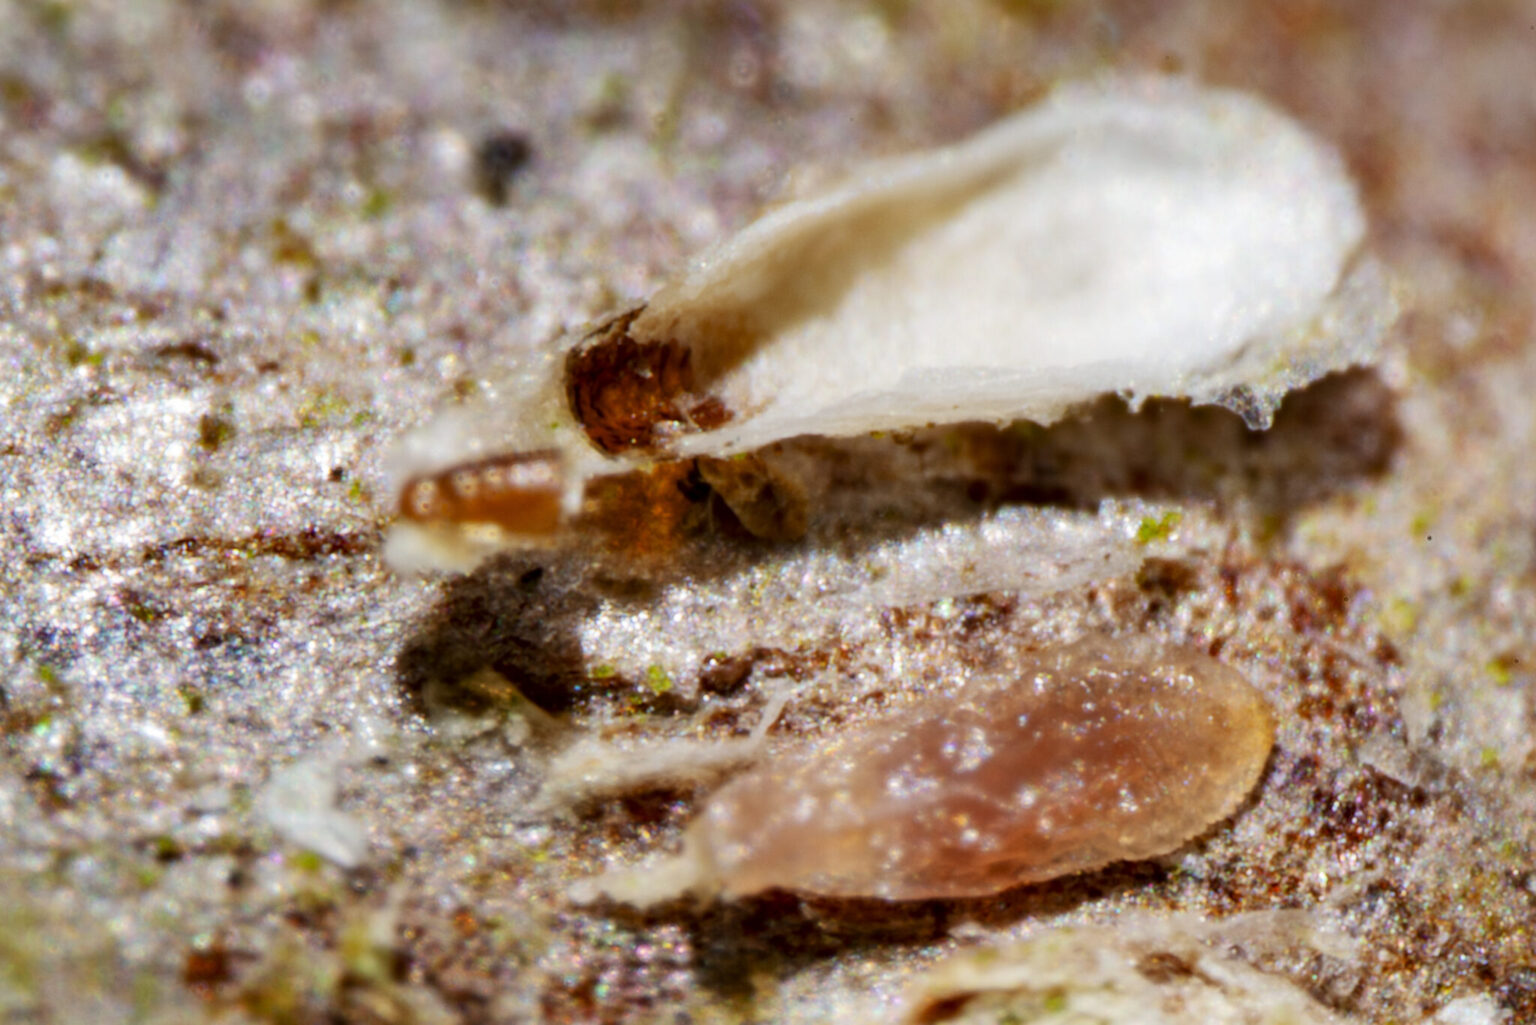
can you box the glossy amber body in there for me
[398,450,563,535]
[690,639,1274,900]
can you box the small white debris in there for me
[1426,995,1508,1025]
[542,733,762,805]
[257,750,370,869]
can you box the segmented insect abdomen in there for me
[565,310,732,455]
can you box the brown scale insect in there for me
[394,308,788,543]
[397,450,563,536]
[562,310,806,540]
[565,308,733,456]
[578,639,1276,904]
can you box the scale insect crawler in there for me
[384,75,1393,572]
[572,639,1276,904]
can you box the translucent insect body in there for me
[577,640,1275,904]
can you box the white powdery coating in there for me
[646,74,1384,453]
[574,502,1153,684]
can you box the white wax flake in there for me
[386,75,1394,570]
[1426,995,1507,1025]
[257,751,370,869]
[901,916,1357,1025]
[541,733,762,805]
[541,687,792,805]
[645,78,1379,451]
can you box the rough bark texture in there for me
[2,2,1534,1023]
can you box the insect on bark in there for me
[384,75,1393,573]
[573,639,1275,904]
